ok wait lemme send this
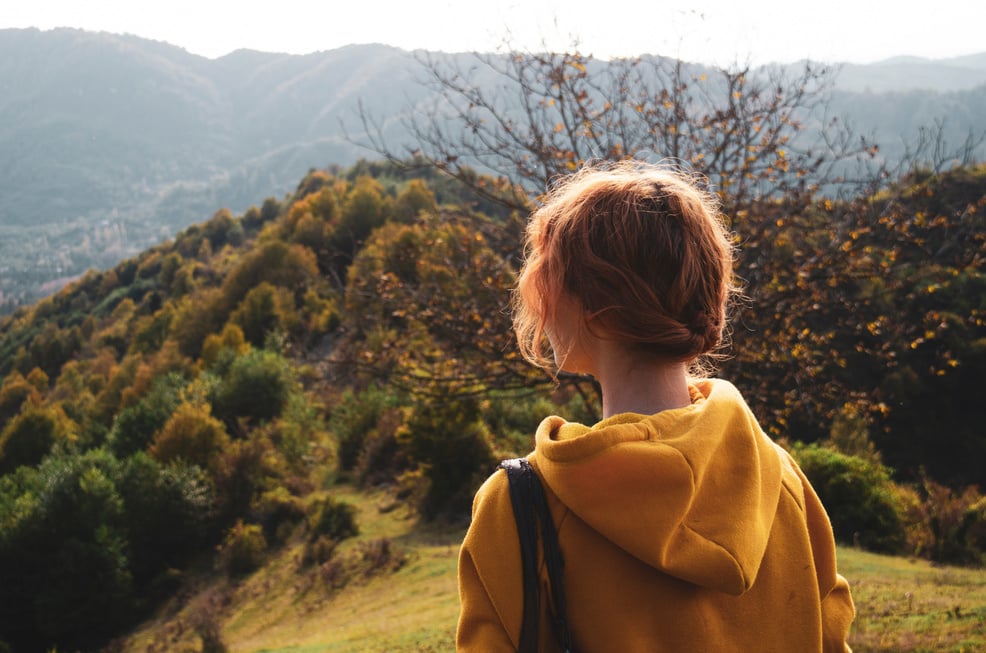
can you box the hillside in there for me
[0,28,428,311]
[118,485,461,652]
[2,27,985,311]
[114,485,986,653]
[0,160,984,651]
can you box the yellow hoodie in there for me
[457,379,854,652]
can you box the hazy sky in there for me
[3,0,984,65]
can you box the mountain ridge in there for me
[1,27,984,311]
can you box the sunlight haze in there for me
[4,0,984,65]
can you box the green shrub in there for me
[481,393,558,457]
[0,371,39,425]
[791,442,907,553]
[254,487,305,543]
[117,453,214,587]
[0,450,134,651]
[275,392,327,472]
[353,406,411,487]
[329,385,400,471]
[397,397,496,521]
[306,495,358,542]
[230,282,293,348]
[211,349,295,424]
[107,373,185,458]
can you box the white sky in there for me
[2,0,984,66]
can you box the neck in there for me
[592,345,692,419]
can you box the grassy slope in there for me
[840,548,986,652]
[119,486,986,653]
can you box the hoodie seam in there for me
[681,521,748,590]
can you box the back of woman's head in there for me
[514,160,736,369]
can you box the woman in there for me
[456,161,855,652]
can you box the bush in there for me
[221,241,318,311]
[354,407,411,487]
[907,476,986,566]
[0,371,40,425]
[0,450,134,651]
[107,373,185,458]
[275,392,328,473]
[306,495,359,542]
[212,435,284,524]
[791,442,907,553]
[300,535,339,568]
[117,453,214,587]
[188,588,230,653]
[200,323,249,370]
[229,283,296,348]
[149,402,230,471]
[481,393,558,457]
[357,538,407,577]
[397,397,496,520]
[0,402,70,474]
[329,385,400,471]
[211,349,295,425]
[254,487,305,543]
[216,520,266,577]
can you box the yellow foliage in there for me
[150,401,230,471]
[202,322,251,367]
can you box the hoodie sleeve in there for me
[787,452,856,653]
[456,470,522,652]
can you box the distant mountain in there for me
[834,55,986,92]
[1,27,984,311]
[0,28,429,310]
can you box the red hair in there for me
[514,161,736,369]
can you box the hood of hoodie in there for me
[532,379,783,596]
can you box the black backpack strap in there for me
[500,458,575,653]
[528,461,574,653]
[500,458,541,652]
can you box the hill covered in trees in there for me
[2,27,985,312]
[0,158,984,652]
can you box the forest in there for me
[0,49,984,652]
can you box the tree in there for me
[0,402,74,474]
[149,401,230,472]
[0,450,133,651]
[362,48,876,217]
[229,282,295,348]
[343,215,544,399]
[210,349,296,426]
[369,47,986,460]
[397,396,496,520]
[326,175,393,279]
[107,372,186,458]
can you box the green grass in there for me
[120,485,461,653]
[118,486,986,653]
[839,547,986,652]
